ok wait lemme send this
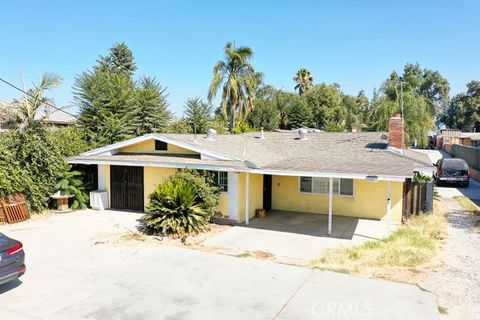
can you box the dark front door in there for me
[263,174,272,211]
[111,166,144,211]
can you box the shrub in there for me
[48,126,90,157]
[145,179,210,235]
[145,170,220,235]
[55,165,90,210]
[2,125,65,212]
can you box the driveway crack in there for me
[272,271,313,319]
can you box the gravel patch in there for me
[418,196,480,319]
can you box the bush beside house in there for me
[144,170,220,235]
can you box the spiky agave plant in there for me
[145,178,210,235]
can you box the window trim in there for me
[214,171,228,193]
[298,177,355,198]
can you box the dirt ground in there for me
[374,196,480,319]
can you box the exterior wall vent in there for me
[298,128,308,140]
[206,128,217,141]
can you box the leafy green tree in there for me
[293,68,314,95]
[97,42,137,76]
[287,97,313,129]
[133,76,171,135]
[383,63,449,116]
[304,83,344,130]
[208,42,258,132]
[366,63,446,147]
[442,81,480,131]
[247,99,280,130]
[183,97,213,133]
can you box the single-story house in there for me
[68,115,432,235]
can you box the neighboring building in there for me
[454,132,480,147]
[0,100,76,131]
[69,115,432,234]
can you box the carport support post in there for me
[387,181,392,231]
[245,173,250,225]
[328,177,333,236]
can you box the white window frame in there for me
[214,171,228,193]
[298,177,355,197]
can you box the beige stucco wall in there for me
[271,176,403,221]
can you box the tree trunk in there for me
[229,103,235,133]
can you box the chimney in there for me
[387,114,404,153]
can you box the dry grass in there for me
[453,196,480,215]
[311,202,447,275]
[235,250,275,260]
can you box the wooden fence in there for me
[451,144,480,170]
[0,193,30,224]
[403,180,434,221]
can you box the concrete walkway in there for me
[0,210,438,319]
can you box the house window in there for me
[299,177,354,196]
[155,140,168,151]
[213,171,228,192]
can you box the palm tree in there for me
[9,73,63,130]
[293,68,313,95]
[208,42,258,132]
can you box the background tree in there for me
[208,42,258,132]
[97,42,137,76]
[366,63,444,147]
[303,83,344,130]
[293,68,314,95]
[441,81,480,131]
[75,70,136,145]
[287,98,313,128]
[183,97,213,133]
[133,76,171,135]
[75,43,171,146]
[7,73,62,130]
[247,99,280,130]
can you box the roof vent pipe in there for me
[298,128,308,140]
[206,128,217,141]
[260,127,265,139]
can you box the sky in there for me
[1,0,479,116]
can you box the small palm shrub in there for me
[55,165,90,210]
[145,178,212,235]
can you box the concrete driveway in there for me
[0,210,439,319]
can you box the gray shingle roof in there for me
[161,131,431,178]
[69,131,432,179]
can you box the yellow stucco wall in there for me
[103,165,111,206]
[119,139,198,155]
[143,167,177,211]
[217,193,229,217]
[271,176,403,221]
[237,173,263,222]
